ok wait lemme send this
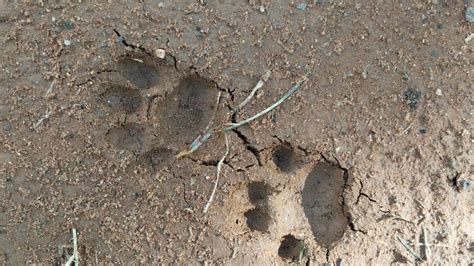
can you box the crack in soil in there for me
[113,29,150,55]
[189,157,235,170]
[230,112,262,166]
[297,145,310,156]
[356,179,377,204]
[227,87,235,102]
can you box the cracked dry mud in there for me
[0,1,472,265]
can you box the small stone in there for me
[458,180,471,190]
[63,19,74,29]
[466,6,474,23]
[64,39,72,46]
[419,128,427,134]
[155,48,166,59]
[259,5,265,13]
[435,88,442,96]
[296,3,307,11]
[158,2,164,7]
[465,33,474,44]
[116,36,125,44]
[195,26,204,39]
[404,88,421,109]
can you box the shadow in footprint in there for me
[302,161,348,248]
[244,207,271,232]
[248,181,272,207]
[272,143,298,172]
[117,57,160,89]
[278,234,304,262]
[156,74,220,144]
[100,84,142,113]
[106,123,144,153]
[139,148,173,171]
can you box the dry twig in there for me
[176,73,307,158]
[65,228,79,266]
[397,236,423,262]
[203,133,230,213]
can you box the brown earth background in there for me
[0,0,473,265]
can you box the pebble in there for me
[458,180,471,190]
[195,26,204,39]
[296,3,307,11]
[466,7,474,23]
[155,48,166,59]
[404,88,421,109]
[116,36,125,44]
[64,39,72,46]
[435,88,443,96]
[259,5,265,13]
[64,19,74,29]
[465,33,474,44]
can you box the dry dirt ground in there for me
[0,0,473,265]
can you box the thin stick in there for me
[45,80,56,97]
[65,228,79,266]
[232,70,271,114]
[33,108,52,129]
[177,73,307,158]
[225,76,307,131]
[423,227,431,261]
[397,236,423,262]
[203,133,230,213]
[204,91,222,132]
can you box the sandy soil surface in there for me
[0,0,473,265]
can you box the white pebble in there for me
[435,88,443,96]
[155,48,166,59]
[64,39,72,46]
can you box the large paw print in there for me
[236,142,350,262]
[95,51,223,171]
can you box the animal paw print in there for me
[241,142,350,262]
[95,51,222,171]
[244,181,273,232]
